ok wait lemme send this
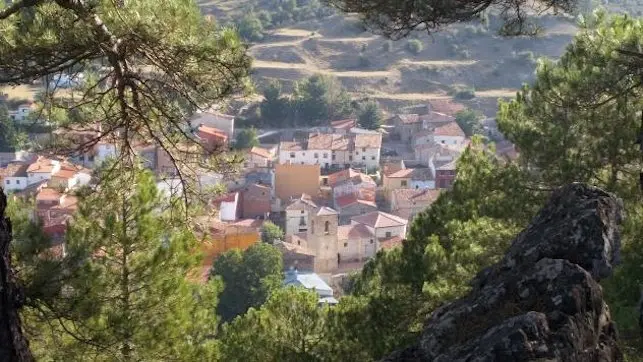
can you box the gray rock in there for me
[384,183,623,362]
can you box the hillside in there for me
[198,1,580,117]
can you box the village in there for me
[0,97,516,302]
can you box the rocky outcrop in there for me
[0,189,34,362]
[386,183,623,362]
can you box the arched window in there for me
[324,221,330,234]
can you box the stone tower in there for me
[307,206,339,273]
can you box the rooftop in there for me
[380,236,403,250]
[0,162,28,178]
[352,211,408,229]
[316,206,339,216]
[284,270,333,297]
[392,189,441,206]
[249,146,272,159]
[27,157,58,174]
[330,118,356,130]
[433,122,466,138]
[387,169,415,179]
[337,223,373,240]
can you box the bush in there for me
[382,40,392,52]
[406,39,423,54]
[454,88,476,100]
[358,53,371,68]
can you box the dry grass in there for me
[398,59,478,67]
[0,84,39,101]
[272,28,315,37]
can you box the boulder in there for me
[385,183,623,362]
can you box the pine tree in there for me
[27,166,220,361]
[358,100,383,130]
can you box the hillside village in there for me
[0,92,514,296]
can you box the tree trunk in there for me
[0,189,34,362]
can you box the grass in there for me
[0,84,39,101]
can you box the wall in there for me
[374,225,407,240]
[410,180,436,190]
[278,149,329,166]
[28,171,54,186]
[338,203,378,225]
[307,213,339,273]
[219,194,238,222]
[274,164,320,202]
[338,236,375,262]
[433,135,465,146]
[201,231,259,268]
[285,209,310,236]
[2,177,27,192]
[383,176,411,190]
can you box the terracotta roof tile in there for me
[36,188,62,202]
[433,122,465,137]
[280,141,305,151]
[380,236,403,250]
[27,157,57,173]
[354,134,382,149]
[351,211,408,228]
[249,146,272,159]
[0,163,28,178]
[387,169,414,178]
[392,189,441,208]
[337,224,373,240]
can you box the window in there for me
[314,153,319,158]
[324,221,330,234]
[297,240,301,246]
[441,140,445,144]
[385,232,392,238]
[323,153,328,158]
[362,156,366,161]
[299,216,306,226]
[349,156,353,161]
[16,180,19,185]
[301,210,305,214]
[369,239,374,244]
[401,180,408,187]
[244,163,249,168]
[5,180,9,185]
[371,156,376,160]
[362,147,366,152]
[344,242,348,248]
[290,152,295,158]
[332,155,336,161]
[415,185,419,189]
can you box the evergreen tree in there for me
[235,128,260,150]
[454,109,483,137]
[260,81,290,126]
[357,100,383,130]
[261,221,284,244]
[211,243,283,322]
[25,166,220,361]
[292,74,352,125]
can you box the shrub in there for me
[382,40,392,52]
[454,88,476,100]
[358,53,371,68]
[406,39,423,54]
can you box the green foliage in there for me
[261,221,284,244]
[357,100,383,130]
[23,165,220,361]
[454,109,483,137]
[235,128,260,149]
[259,81,289,125]
[211,243,284,322]
[452,86,476,100]
[292,74,352,126]
[221,287,336,361]
[237,12,264,42]
[0,104,17,152]
[406,39,423,54]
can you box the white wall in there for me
[96,144,117,164]
[434,135,465,146]
[286,209,310,236]
[374,225,407,239]
[279,149,330,166]
[76,172,92,187]
[410,180,436,190]
[219,194,238,222]
[3,176,28,191]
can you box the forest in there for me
[0,0,642,361]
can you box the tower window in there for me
[324,221,330,234]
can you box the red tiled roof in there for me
[352,211,408,228]
[36,188,62,202]
[198,125,228,139]
[27,157,57,173]
[232,219,264,229]
[391,189,441,208]
[328,168,375,187]
[212,192,237,203]
[307,133,350,151]
[316,206,338,216]
[337,224,373,240]
[433,122,465,137]
[380,236,403,250]
[354,134,382,149]
[396,114,421,124]
[249,146,272,159]
[52,168,77,180]
[280,141,305,151]
[387,169,414,178]
[0,163,28,178]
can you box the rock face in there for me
[385,183,623,362]
[0,189,34,362]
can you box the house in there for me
[189,110,234,139]
[327,168,376,197]
[240,183,271,219]
[244,146,273,169]
[337,222,377,262]
[0,162,29,192]
[382,160,405,176]
[350,211,408,243]
[390,188,441,221]
[278,132,382,170]
[335,195,378,225]
[415,141,464,169]
[383,167,437,193]
[8,102,33,123]
[275,240,316,272]
[284,268,338,305]
[389,111,456,142]
[37,192,78,242]
[432,122,466,146]
[26,157,61,185]
[284,195,339,273]
[196,124,228,150]
[49,162,85,190]
[198,218,260,271]
[435,160,457,189]
[212,192,239,222]
[274,163,320,204]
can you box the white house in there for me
[285,194,318,236]
[337,222,377,262]
[26,157,60,185]
[213,192,239,222]
[8,102,33,123]
[432,122,466,146]
[284,269,338,305]
[278,133,382,170]
[95,142,118,165]
[0,162,29,192]
[351,211,408,244]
